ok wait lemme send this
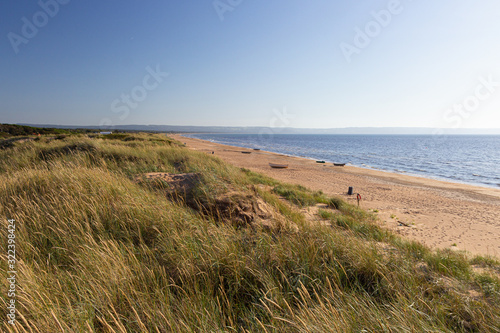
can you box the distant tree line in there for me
[0,124,94,138]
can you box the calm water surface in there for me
[185,134,500,189]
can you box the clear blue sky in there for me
[1,0,499,129]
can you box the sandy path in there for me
[172,134,500,258]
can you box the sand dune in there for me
[173,134,500,258]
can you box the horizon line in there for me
[13,123,500,131]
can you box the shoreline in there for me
[172,134,500,258]
[181,134,499,191]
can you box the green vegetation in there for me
[1,132,499,332]
[0,123,91,138]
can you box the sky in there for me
[1,0,500,129]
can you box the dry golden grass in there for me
[0,133,499,332]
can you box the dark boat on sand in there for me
[269,163,288,169]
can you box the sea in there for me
[184,134,500,189]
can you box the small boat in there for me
[333,163,346,167]
[241,151,251,154]
[316,160,325,163]
[253,148,261,151]
[269,163,288,169]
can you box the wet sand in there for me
[172,134,500,258]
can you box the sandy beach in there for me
[172,134,500,258]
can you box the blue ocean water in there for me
[185,134,500,189]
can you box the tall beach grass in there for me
[0,133,499,332]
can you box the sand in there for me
[171,134,500,258]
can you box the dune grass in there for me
[0,133,499,332]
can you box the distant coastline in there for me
[184,133,500,190]
[16,123,500,135]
